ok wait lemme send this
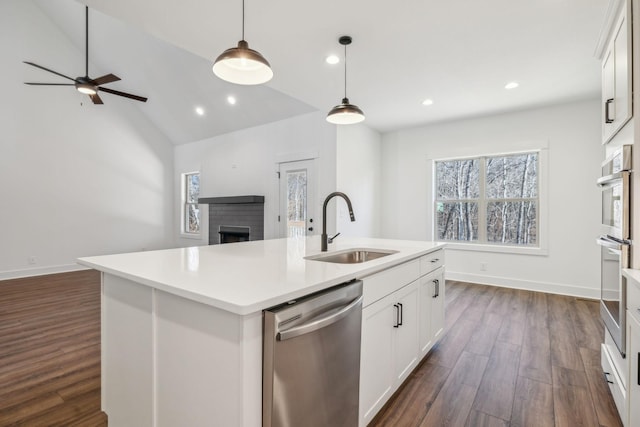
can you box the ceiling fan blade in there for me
[91,73,120,86]
[99,87,147,103]
[24,82,75,86]
[89,93,104,104]
[23,61,76,82]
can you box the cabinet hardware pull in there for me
[431,258,439,263]
[605,98,614,124]
[398,303,403,326]
[393,304,399,328]
[433,279,439,298]
[603,371,614,384]
[638,353,640,386]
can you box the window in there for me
[183,172,200,235]
[434,152,539,247]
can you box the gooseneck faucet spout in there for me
[321,192,356,251]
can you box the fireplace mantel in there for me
[198,195,264,205]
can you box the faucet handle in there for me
[328,232,341,244]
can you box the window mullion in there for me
[478,157,487,243]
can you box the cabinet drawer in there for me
[627,273,640,324]
[420,250,444,276]
[362,260,420,307]
[601,344,626,419]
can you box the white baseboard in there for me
[445,271,600,300]
[0,263,89,281]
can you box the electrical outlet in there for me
[28,256,37,265]
[480,262,487,271]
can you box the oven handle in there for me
[596,236,624,251]
[597,173,623,187]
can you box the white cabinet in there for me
[626,269,640,427]
[601,0,632,144]
[419,268,445,357]
[628,312,640,426]
[359,249,445,426]
[360,280,419,425]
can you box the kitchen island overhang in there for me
[77,236,445,426]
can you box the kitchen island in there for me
[78,236,445,426]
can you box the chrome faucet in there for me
[321,192,356,251]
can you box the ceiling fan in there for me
[23,6,147,105]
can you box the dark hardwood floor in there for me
[0,270,106,426]
[0,272,622,426]
[370,281,623,427]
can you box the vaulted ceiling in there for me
[32,0,608,144]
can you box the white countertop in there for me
[623,268,640,286]
[78,237,445,315]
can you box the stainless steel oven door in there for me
[597,235,629,356]
[598,171,630,242]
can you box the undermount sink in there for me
[306,248,398,264]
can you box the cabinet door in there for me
[419,274,434,357]
[360,296,395,426]
[431,271,445,342]
[393,281,419,385]
[419,268,445,357]
[602,3,632,143]
[629,313,640,425]
[613,10,631,133]
[602,45,615,141]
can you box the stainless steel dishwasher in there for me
[263,280,363,427]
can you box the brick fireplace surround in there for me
[197,195,265,245]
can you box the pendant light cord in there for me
[344,43,347,99]
[241,0,245,40]
[85,6,89,77]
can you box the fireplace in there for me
[198,195,264,245]
[219,225,250,244]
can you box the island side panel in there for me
[239,310,263,427]
[102,274,154,426]
[155,290,260,426]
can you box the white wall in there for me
[336,125,382,237]
[381,100,603,297]
[0,0,174,279]
[174,112,337,246]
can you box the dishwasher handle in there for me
[277,295,363,341]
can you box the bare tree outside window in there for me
[286,170,307,237]
[184,172,200,234]
[435,152,538,246]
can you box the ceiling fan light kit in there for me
[23,6,147,105]
[327,35,365,125]
[213,0,273,85]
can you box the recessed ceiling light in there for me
[505,82,519,90]
[227,95,237,105]
[195,106,205,116]
[422,99,434,106]
[326,55,340,65]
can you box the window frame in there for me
[181,171,201,239]
[432,149,547,256]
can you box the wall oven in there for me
[598,145,631,241]
[597,145,631,356]
[597,235,629,355]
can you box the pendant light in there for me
[212,0,273,85]
[327,35,365,125]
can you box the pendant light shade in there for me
[327,35,365,125]
[212,0,273,85]
[327,98,365,124]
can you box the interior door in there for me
[279,160,316,238]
